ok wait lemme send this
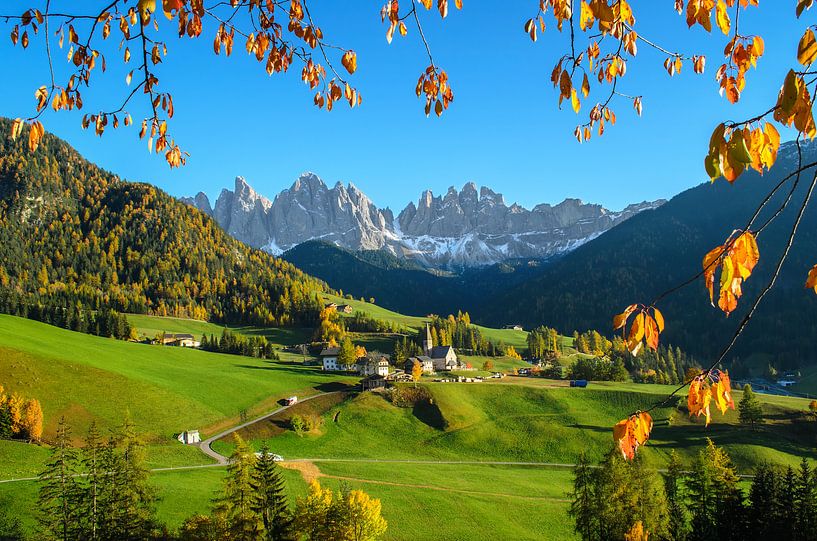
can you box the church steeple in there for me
[423,323,433,357]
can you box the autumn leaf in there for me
[711,370,735,415]
[806,264,817,293]
[798,28,817,65]
[341,50,357,74]
[613,411,653,460]
[613,304,638,330]
[715,0,730,34]
[571,88,581,113]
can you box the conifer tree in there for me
[38,417,81,541]
[687,439,745,541]
[748,463,784,538]
[251,444,294,541]
[663,450,689,541]
[96,415,157,541]
[738,384,764,429]
[79,422,105,541]
[795,459,817,541]
[569,452,599,541]
[216,434,264,541]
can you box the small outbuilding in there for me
[177,430,201,445]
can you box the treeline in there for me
[9,419,388,541]
[200,329,278,359]
[570,441,817,541]
[527,326,562,360]
[0,385,42,441]
[424,312,512,357]
[0,290,135,341]
[345,311,408,334]
[0,118,326,332]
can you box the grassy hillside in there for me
[217,380,817,471]
[0,315,358,444]
[127,313,312,345]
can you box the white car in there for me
[254,452,284,462]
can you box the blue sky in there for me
[0,2,804,211]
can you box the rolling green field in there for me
[127,313,313,346]
[0,315,358,445]
[3,313,816,540]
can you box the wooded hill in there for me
[0,118,326,327]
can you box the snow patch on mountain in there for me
[182,174,665,269]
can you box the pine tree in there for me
[795,459,817,541]
[38,417,81,541]
[216,434,264,541]
[748,463,784,538]
[79,422,105,540]
[738,384,764,429]
[96,415,157,541]
[663,450,689,541]
[252,444,294,541]
[568,452,599,541]
[687,439,746,541]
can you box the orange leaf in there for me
[613,304,638,330]
[806,264,817,293]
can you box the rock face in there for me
[183,174,664,269]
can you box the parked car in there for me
[570,380,588,388]
[285,396,298,406]
[254,452,284,461]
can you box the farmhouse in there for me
[405,356,435,375]
[162,333,200,348]
[423,324,460,371]
[319,347,355,371]
[337,304,354,314]
[504,324,524,331]
[358,356,390,377]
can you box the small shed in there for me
[177,430,201,445]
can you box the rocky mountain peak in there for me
[183,175,664,269]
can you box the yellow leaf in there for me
[799,28,817,65]
[581,73,590,98]
[571,88,581,113]
[715,0,730,34]
[652,307,665,333]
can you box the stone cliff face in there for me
[183,174,664,268]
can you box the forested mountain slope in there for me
[485,142,817,370]
[0,118,325,326]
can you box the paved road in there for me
[198,391,342,464]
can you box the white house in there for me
[177,430,201,445]
[162,333,200,348]
[405,356,435,375]
[358,356,390,377]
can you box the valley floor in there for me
[1,314,816,540]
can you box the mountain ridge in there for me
[182,175,664,269]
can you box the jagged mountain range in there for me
[182,174,664,268]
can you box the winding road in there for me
[198,391,342,464]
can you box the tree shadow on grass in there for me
[650,421,817,463]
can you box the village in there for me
[315,323,496,387]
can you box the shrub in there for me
[386,386,431,408]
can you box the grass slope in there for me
[0,315,358,445]
[127,313,312,346]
